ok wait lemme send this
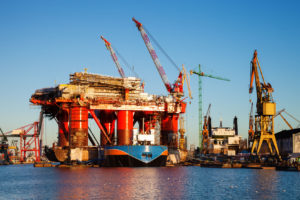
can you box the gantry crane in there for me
[202,104,211,154]
[132,18,184,98]
[101,36,126,78]
[249,50,281,160]
[190,64,230,149]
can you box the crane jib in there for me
[139,26,171,92]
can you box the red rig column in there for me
[117,110,133,145]
[98,110,116,146]
[161,114,179,149]
[69,106,89,147]
[57,110,69,147]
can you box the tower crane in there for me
[132,18,184,98]
[190,64,230,149]
[202,104,211,154]
[100,36,126,78]
[249,50,281,160]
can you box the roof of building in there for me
[275,128,300,139]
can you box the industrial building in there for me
[276,128,300,157]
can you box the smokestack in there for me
[234,116,238,135]
[208,116,212,137]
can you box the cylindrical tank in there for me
[161,114,179,149]
[57,110,69,147]
[117,110,133,145]
[98,110,116,146]
[69,106,88,147]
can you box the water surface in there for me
[0,165,299,199]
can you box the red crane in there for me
[101,36,126,78]
[3,122,41,162]
[132,18,183,96]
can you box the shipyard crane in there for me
[3,122,41,162]
[202,104,211,154]
[275,109,293,130]
[190,64,230,149]
[284,110,300,128]
[248,102,255,147]
[0,128,10,163]
[275,109,300,130]
[101,36,126,78]
[182,65,192,99]
[0,128,8,144]
[132,18,184,98]
[249,50,281,160]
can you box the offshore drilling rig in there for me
[30,18,188,166]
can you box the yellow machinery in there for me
[179,116,186,150]
[249,50,281,160]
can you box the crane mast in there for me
[132,18,173,93]
[190,64,230,149]
[249,50,281,160]
[100,36,126,78]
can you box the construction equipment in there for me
[248,102,255,147]
[3,122,41,162]
[181,65,192,99]
[132,17,183,98]
[0,128,10,163]
[249,50,281,160]
[275,109,300,130]
[179,116,186,150]
[202,104,211,154]
[190,64,230,149]
[0,128,8,144]
[275,109,293,130]
[100,36,126,78]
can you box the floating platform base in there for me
[102,145,168,167]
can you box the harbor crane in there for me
[190,64,230,149]
[249,50,281,160]
[275,109,300,130]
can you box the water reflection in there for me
[250,170,280,199]
[55,167,187,199]
[1,165,300,199]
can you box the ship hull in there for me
[103,145,168,167]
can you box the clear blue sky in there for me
[1,0,300,147]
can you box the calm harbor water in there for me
[0,164,299,200]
